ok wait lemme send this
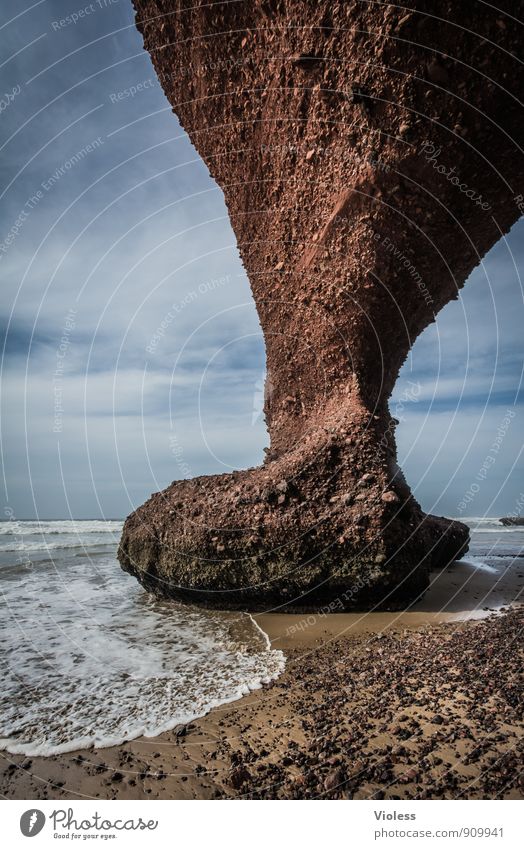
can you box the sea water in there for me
[461,516,524,559]
[0,520,285,756]
[1,517,521,756]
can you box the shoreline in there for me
[255,555,523,648]
[1,558,523,801]
[1,610,522,800]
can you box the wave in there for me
[1,669,286,760]
[0,557,285,756]
[470,550,523,559]
[0,663,284,757]
[0,539,118,553]
[0,520,123,536]
[459,517,504,523]
[458,557,499,574]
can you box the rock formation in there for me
[119,0,524,608]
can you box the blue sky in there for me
[1,0,522,520]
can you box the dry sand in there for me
[1,559,522,800]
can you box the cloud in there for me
[0,0,522,518]
[396,404,523,518]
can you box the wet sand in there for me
[1,559,523,801]
[256,556,524,648]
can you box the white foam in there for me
[0,520,124,552]
[459,516,503,523]
[0,539,119,552]
[0,530,285,756]
[457,557,499,574]
[0,520,123,536]
[0,541,109,552]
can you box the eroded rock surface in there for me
[119,0,523,609]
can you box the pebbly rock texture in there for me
[119,1,524,609]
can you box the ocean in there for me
[0,520,284,756]
[0,517,521,757]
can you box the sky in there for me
[1,0,522,521]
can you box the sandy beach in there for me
[2,558,522,801]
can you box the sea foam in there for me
[0,522,284,756]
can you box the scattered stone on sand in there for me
[2,609,522,801]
